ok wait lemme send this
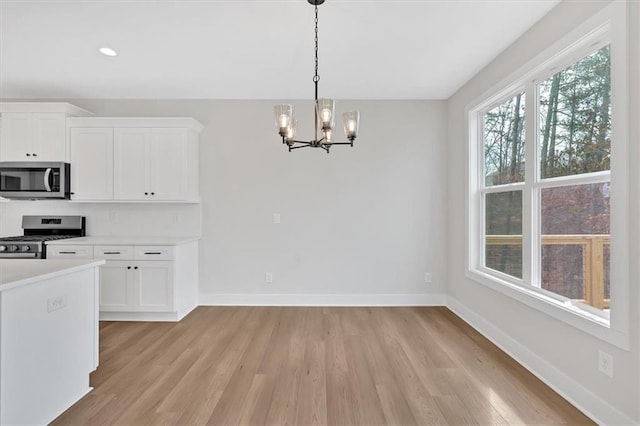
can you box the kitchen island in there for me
[0,259,105,425]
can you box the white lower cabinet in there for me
[99,261,134,312]
[48,240,198,321]
[100,260,173,313]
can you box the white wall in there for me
[0,99,448,305]
[446,1,639,424]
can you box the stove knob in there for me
[22,246,31,252]
[9,245,19,252]
[0,245,6,252]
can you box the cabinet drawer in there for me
[94,245,134,260]
[133,246,174,260]
[47,245,94,259]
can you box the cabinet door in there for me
[70,128,114,200]
[149,129,187,201]
[0,113,33,161]
[114,128,149,200]
[32,113,66,161]
[99,261,136,312]
[137,261,174,312]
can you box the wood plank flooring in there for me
[52,307,594,425]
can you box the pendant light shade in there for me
[274,104,293,137]
[343,111,360,141]
[316,98,335,131]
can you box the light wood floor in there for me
[53,307,594,425]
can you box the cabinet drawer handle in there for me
[134,266,138,270]
[26,153,31,157]
[144,252,162,255]
[32,153,37,157]
[103,251,121,255]
[127,266,131,269]
[59,251,77,254]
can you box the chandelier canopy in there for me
[273,0,360,154]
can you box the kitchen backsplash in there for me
[0,201,201,237]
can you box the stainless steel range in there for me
[0,215,86,259]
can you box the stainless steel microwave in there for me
[0,162,70,200]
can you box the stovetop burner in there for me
[0,215,86,259]
[0,235,79,243]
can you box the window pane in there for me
[483,93,526,186]
[485,191,522,278]
[538,45,611,179]
[541,182,610,309]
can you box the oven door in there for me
[0,162,70,199]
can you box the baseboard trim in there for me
[100,311,181,322]
[198,293,446,307]
[445,296,637,426]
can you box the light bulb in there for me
[324,128,333,143]
[286,119,298,141]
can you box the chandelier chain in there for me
[313,4,320,96]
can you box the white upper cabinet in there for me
[114,128,150,200]
[68,117,202,203]
[1,113,66,161]
[69,128,114,200]
[149,128,188,201]
[0,103,92,162]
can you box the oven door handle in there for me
[43,168,52,192]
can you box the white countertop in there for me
[45,236,200,246]
[0,259,105,291]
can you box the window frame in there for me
[466,2,629,349]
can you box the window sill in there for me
[465,268,629,350]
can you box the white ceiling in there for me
[0,0,560,100]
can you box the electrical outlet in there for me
[172,213,181,225]
[598,350,613,378]
[424,272,432,283]
[47,295,67,313]
[109,211,118,224]
[272,213,281,224]
[265,272,273,283]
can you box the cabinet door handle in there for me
[145,192,149,195]
[32,153,37,157]
[134,266,138,270]
[151,192,155,195]
[144,252,162,255]
[59,251,77,254]
[127,266,131,269]
[26,153,31,157]
[103,251,121,255]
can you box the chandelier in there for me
[273,0,360,154]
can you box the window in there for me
[467,3,629,347]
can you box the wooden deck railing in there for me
[486,234,610,309]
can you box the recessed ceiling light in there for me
[99,47,117,57]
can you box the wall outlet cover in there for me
[598,350,613,378]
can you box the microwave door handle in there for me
[43,168,52,192]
